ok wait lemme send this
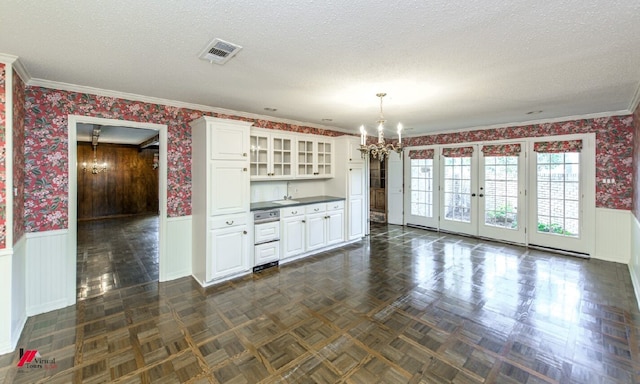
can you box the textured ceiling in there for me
[1,0,639,138]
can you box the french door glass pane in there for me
[484,156,519,229]
[443,157,471,222]
[536,152,580,237]
[410,159,433,217]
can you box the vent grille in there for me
[199,38,242,65]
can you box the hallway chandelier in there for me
[359,92,403,162]
[82,126,107,174]
[82,144,108,174]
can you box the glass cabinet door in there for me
[250,134,270,178]
[272,136,293,177]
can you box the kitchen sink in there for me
[272,200,299,205]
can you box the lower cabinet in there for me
[207,218,250,281]
[282,214,305,259]
[281,201,345,260]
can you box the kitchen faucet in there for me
[284,181,293,200]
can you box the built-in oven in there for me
[253,209,280,272]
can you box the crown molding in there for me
[629,81,640,114]
[404,109,632,138]
[0,53,18,64]
[27,78,353,134]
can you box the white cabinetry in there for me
[281,208,305,259]
[326,202,345,246]
[296,138,334,178]
[280,201,345,259]
[305,204,327,251]
[191,117,253,285]
[249,128,294,180]
[326,136,368,240]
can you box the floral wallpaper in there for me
[633,104,640,221]
[404,116,634,210]
[23,87,347,232]
[0,63,5,248]
[13,70,25,244]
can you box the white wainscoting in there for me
[11,235,27,350]
[25,229,73,316]
[162,216,192,282]
[0,249,13,353]
[630,214,640,309]
[594,208,631,263]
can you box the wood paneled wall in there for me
[77,142,159,220]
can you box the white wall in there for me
[0,250,12,353]
[163,216,192,281]
[594,208,631,263]
[630,214,640,309]
[11,236,26,350]
[25,230,72,316]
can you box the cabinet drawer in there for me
[305,203,326,214]
[210,213,249,229]
[254,241,280,266]
[326,200,345,211]
[254,221,280,244]
[281,207,305,218]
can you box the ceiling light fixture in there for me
[82,126,108,174]
[359,93,403,161]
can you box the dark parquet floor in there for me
[1,221,639,383]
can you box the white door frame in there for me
[68,115,168,304]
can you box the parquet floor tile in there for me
[1,218,640,383]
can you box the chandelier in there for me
[82,144,108,174]
[359,92,403,161]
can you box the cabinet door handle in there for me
[333,205,339,209]
[243,230,247,234]
[226,220,234,225]
[302,220,306,223]
[243,168,247,172]
[324,216,329,219]
[314,208,319,211]
[292,210,297,214]
[479,194,484,197]
[471,193,476,197]
[243,153,247,157]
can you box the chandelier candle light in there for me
[359,93,403,161]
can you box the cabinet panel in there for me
[306,213,327,251]
[250,134,270,177]
[211,124,249,160]
[282,217,305,258]
[208,225,249,281]
[349,198,364,240]
[271,136,293,177]
[326,210,344,245]
[209,161,249,216]
[297,139,315,176]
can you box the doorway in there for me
[404,134,595,255]
[68,116,168,304]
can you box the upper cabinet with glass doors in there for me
[249,128,294,180]
[296,137,334,178]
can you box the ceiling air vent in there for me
[198,38,242,65]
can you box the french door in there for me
[404,136,593,254]
[527,137,595,255]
